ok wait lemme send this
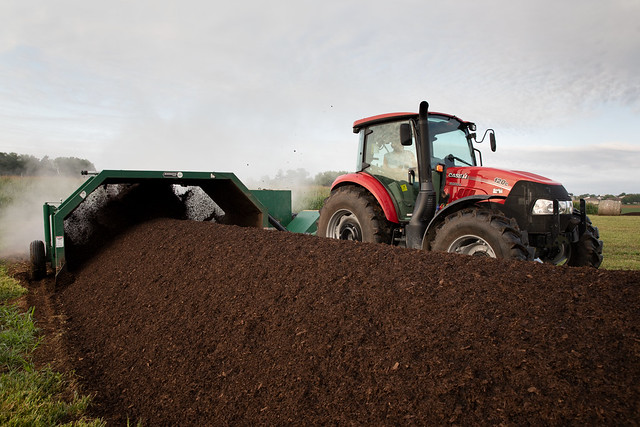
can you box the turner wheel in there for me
[29,240,46,280]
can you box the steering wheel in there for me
[446,154,472,166]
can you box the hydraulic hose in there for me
[268,214,289,232]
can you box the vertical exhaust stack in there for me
[405,101,437,249]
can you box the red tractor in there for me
[318,101,603,267]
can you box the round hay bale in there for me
[598,199,621,216]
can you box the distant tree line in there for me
[577,193,640,205]
[621,194,640,204]
[0,152,95,176]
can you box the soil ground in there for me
[13,218,640,425]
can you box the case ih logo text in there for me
[448,172,468,179]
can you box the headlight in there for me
[532,199,573,215]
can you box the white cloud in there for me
[0,0,639,195]
[490,142,640,195]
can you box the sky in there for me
[1,0,639,196]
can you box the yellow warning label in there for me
[401,184,408,192]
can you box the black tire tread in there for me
[318,186,391,244]
[29,240,46,280]
[431,208,529,260]
[568,219,603,268]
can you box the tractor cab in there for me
[354,112,482,222]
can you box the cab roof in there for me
[352,111,472,133]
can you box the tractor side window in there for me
[364,121,417,181]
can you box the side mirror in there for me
[400,123,412,146]
[478,129,497,152]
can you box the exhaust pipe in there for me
[405,101,437,249]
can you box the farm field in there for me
[591,215,640,270]
[1,217,639,423]
[622,204,640,214]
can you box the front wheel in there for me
[539,216,604,268]
[317,186,391,243]
[430,208,530,260]
[567,217,603,268]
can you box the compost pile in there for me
[56,218,640,425]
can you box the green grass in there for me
[0,264,104,426]
[294,186,330,212]
[0,368,99,426]
[622,205,640,214]
[0,265,27,302]
[0,305,39,369]
[591,216,640,270]
[574,201,599,215]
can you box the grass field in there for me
[591,215,640,270]
[294,185,330,212]
[622,205,640,214]
[0,264,103,426]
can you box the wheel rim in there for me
[326,209,362,241]
[542,240,570,265]
[447,234,496,257]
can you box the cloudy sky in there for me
[1,0,639,195]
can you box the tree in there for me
[313,170,349,187]
[0,152,96,176]
[53,157,96,175]
[0,152,23,175]
[622,194,640,204]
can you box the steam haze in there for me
[0,176,85,257]
[1,0,639,196]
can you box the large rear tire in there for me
[29,240,46,280]
[317,186,391,243]
[567,217,603,268]
[431,208,529,260]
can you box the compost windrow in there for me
[56,218,640,425]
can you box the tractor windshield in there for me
[429,116,475,167]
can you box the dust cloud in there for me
[0,175,86,258]
[0,171,326,260]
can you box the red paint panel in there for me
[331,173,400,223]
[443,166,562,203]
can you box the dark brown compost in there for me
[49,218,640,425]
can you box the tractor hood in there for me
[444,166,563,200]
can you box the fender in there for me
[331,173,400,223]
[423,195,507,244]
